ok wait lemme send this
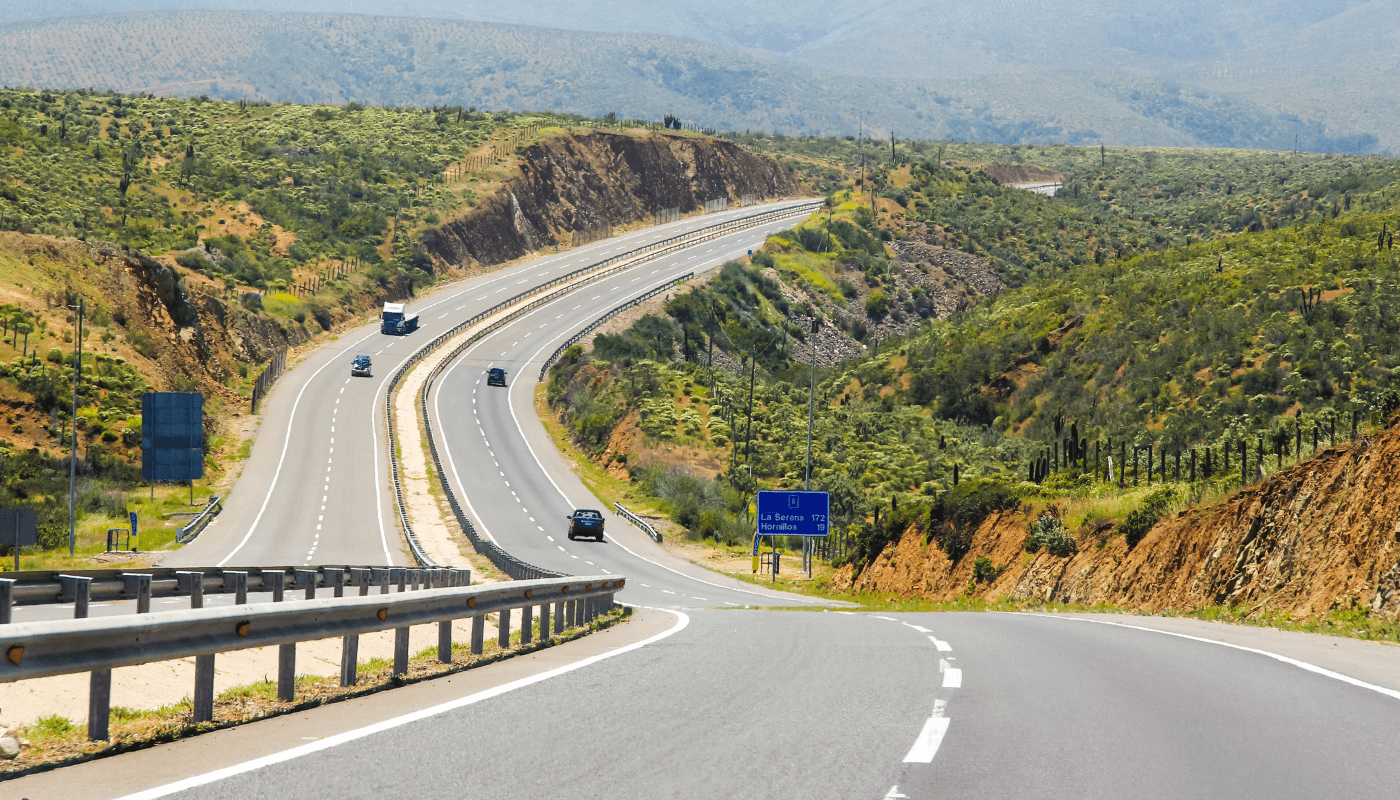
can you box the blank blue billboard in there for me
[141,392,204,481]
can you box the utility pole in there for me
[804,317,819,579]
[67,297,84,557]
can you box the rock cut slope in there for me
[837,417,1400,622]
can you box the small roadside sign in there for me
[756,491,830,537]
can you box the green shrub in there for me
[1119,488,1175,548]
[1025,511,1075,556]
[972,556,1001,583]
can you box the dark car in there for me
[351,355,372,377]
[487,367,507,387]
[567,509,605,541]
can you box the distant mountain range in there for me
[1,1,1395,152]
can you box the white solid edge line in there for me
[114,607,691,800]
[369,363,397,565]
[505,275,819,604]
[902,716,950,763]
[1037,614,1400,701]
[217,329,377,566]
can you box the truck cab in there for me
[381,302,420,335]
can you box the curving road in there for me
[9,194,1400,799]
[165,198,817,571]
[428,208,822,609]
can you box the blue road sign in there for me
[756,491,830,537]
[142,392,204,481]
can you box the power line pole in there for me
[68,296,84,557]
[804,317,819,579]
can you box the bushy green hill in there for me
[549,137,1400,561]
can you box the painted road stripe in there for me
[903,715,950,763]
[940,658,962,688]
[115,610,691,800]
[931,637,952,651]
[907,624,931,633]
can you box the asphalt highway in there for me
[429,209,821,610]
[160,198,816,572]
[83,610,1400,800]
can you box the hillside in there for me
[0,8,1393,152]
[0,87,805,565]
[542,137,1400,629]
[835,409,1400,630]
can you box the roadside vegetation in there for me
[547,133,1400,632]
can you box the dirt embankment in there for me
[2,235,314,401]
[424,132,807,269]
[834,421,1400,621]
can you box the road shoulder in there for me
[1036,611,1400,692]
[3,608,675,800]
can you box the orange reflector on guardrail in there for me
[377,609,388,621]
[236,621,250,637]
[7,645,23,665]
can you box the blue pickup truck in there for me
[566,509,605,541]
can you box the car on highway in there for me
[487,367,507,387]
[351,355,372,377]
[566,509,605,541]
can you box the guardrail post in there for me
[267,570,285,602]
[88,667,112,740]
[538,601,550,639]
[226,571,248,604]
[409,569,420,590]
[372,568,390,594]
[340,632,359,687]
[391,567,406,592]
[278,639,296,703]
[175,572,203,609]
[497,608,511,648]
[520,603,533,645]
[350,568,370,596]
[295,569,317,599]
[324,567,345,597]
[470,614,485,655]
[554,600,565,634]
[193,654,215,723]
[121,573,152,613]
[60,575,92,618]
[438,618,453,663]
[0,578,13,624]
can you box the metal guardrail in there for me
[539,274,693,381]
[0,571,621,740]
[614,503,663,543]
[175,495,222,544]
[386,199,822,571]
[0,564,413,613]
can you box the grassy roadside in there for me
[0,606,631,777]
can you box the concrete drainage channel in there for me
[386,199,822,574]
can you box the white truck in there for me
[380,302,419,335]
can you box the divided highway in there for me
[10,198,1400,800]
[167,198,817,572]
[428,208,823,609]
